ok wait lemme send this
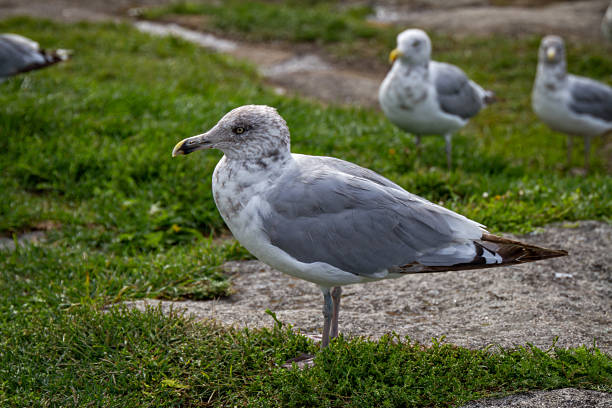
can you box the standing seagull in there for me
[379,29,495,170]
[532,35,612,172]
[172,105,567,349]
[0,34,70,82]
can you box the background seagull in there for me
[379,28,495,170]
[0,33,70,82]
[532,35,612,172]
[172,105,566,350]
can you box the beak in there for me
[389,48,402,64]
[546,47,556,61]
[172,133,212,157]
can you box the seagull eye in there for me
[233,127,245,134]
[412,40,420,47]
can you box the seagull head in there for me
[389,29,431,66]
[172,105,291,160]
[538,35,565,66]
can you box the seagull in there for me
[0,34,70,82]
[603,1,612,42]
[532,35,612,172]
[379,28,495,170]
[172,105,567,349]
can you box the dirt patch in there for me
[0,230,47,251]
[369,1,610,41]
[0,0,172,22]
[133,19,384,107]
[0,220,61,251]
[460,388,612,408]
[125,221,612,354]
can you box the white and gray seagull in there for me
[172,105,566,349]
[532,35,612,172]
[0,34,70,82]
[379,28,495,170]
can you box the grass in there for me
[0,15,610,407]
[142,0,379,45]
[1,305,610,407]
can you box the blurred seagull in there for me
[532,35,612,172]
[0,34,70,82]
[172,105,567,350]
[379,29,495,170]
[603,1,612,42]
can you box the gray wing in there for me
[568,75,612,123]
[431,61,483,119]
[301,154,405,193]
[261,155,484,277]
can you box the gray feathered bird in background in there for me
[0,34,70,82]
[379,29,495,170]
[532,35,612,172]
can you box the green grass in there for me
[1,305,610,407]
[0,16,610,407]
[142,0,378,44]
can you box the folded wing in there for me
[262,155,487,276]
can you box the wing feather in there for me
[568,75,612,123]
[431,61,484,120]
[261,155,484,276]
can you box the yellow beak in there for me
[546,47,556,61]
[171,133,211,157]
[389,48,402,64]
[172,139,187,157]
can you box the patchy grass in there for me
[1,305,610,407]
[142,0,378,45]
[0,17,610,407]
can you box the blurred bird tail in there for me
[16,48,72,76]
[46,48,72,62]
[483,90,497,105]
[54,48,72,61]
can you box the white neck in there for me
[535,61,567,92]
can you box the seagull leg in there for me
[414,134,421,149]
[584,136,592,173]
[330,286,342,339]
[444,133,452,170]
[566,134,573,166]
[320,287,333,348]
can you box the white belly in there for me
[379,66,467,136]
[381,92,466,135]
[532,85,610,138]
